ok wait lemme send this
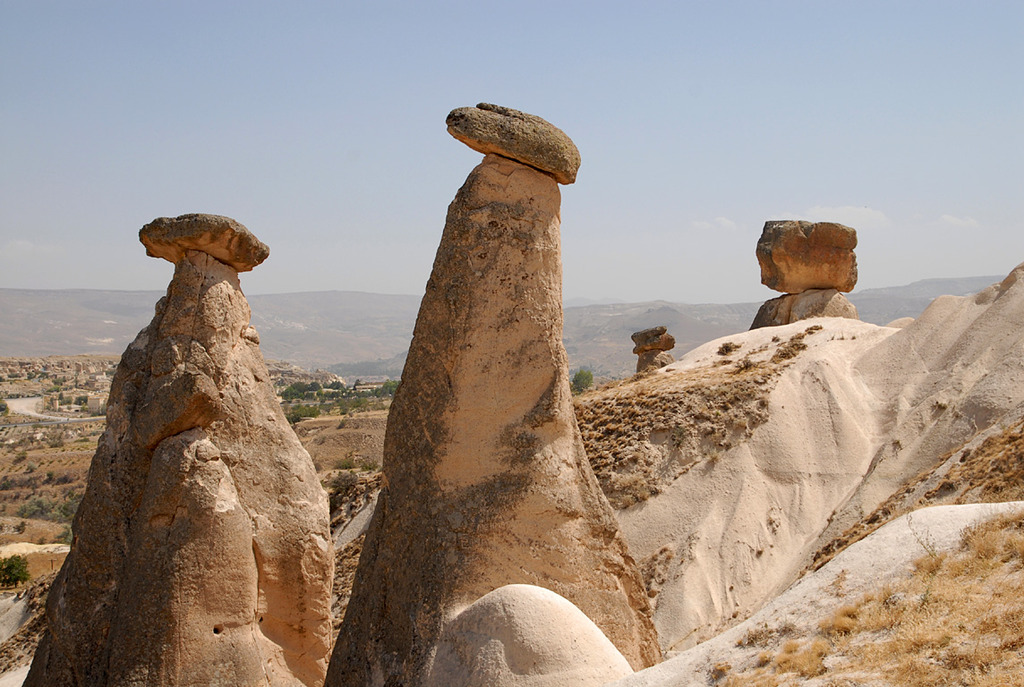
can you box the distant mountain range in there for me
[0,276,1000,379]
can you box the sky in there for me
[1,1,1021,304]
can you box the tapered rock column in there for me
[26,214,333,687]
[326,105,660,687]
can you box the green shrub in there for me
[571,369,594,395]
[285,404,321,424]
[0,555,30,587]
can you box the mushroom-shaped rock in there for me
[325,117,659,687]
[26,225,331,687]
[140,213,270,272]
[750,288,859,329]
[631,326,675,354]
[447,103,581,184]
[756,220,857,294]
[424,585,634,687]
[631,326,676,373]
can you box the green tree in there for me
[570,369,594,395]
[0,400,7,416]
[285,404,321,424]
[0,555,30,587]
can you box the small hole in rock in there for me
[213,625,223,635]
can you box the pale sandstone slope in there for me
[608,501,1024,686]
[604,260,1024,656]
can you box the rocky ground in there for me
[0,405,388,676]
[2,265,1023,684]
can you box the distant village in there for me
[0,355,397,424]
[0,356,117,418]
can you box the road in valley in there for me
[2,397,101,426]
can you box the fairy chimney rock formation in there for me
[326,106,659,687]
[27,214,333,687]
[632,326,676,373]
[446,103,581,184]
[751,220,860,329]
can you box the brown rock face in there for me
[140,213,270,272]
[632,326,676,373]
[637,350,676,373]
[750,288,860,329]
[26,222,332,687]
[326,153,660,687]
[447,103,581,184]
[756,220,858,294]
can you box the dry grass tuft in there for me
[736,620,797,648]
[772,637,829,677]
[819,605,859,636]
[728,511,1024,685]
[718,341,741,356]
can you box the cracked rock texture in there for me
[632,326,676,373]
[750,288,859,329]
[140,213,270,272]
[446,103,581,184]
[756,220,858,294]
[26,221,332,687]
[326,151,659,687]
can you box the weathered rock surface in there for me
[632,326,676,373]
[140,213,270,272]
[26,220,332,687]
[446,103,581,184]
[750,289,859,329]
[756,220,858,294]
[424,585,634,687]
[636,350,675,373]
[326,150,659,686]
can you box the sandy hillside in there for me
[576,260,1024,659]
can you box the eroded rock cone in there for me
[632,326,676,373]
[756,220,858,294]
[26,214,333,687]
[326,110,659,687]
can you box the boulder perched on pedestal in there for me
[756,220,857,294]
[631,326,676,373]
[26,214,333,687]
[446,103,581,184]
[326,107,659,687]
[750,288,860,329]
[751,220,860,329]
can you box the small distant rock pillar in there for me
[26,214,333,687]
[632,326,676,373]
[750,220,860,329]
[326,105,660,687]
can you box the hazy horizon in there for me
[2,2,1021,303]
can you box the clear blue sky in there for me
[2,1,1021,303]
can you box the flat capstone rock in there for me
[140,213,269,272]
[446,103,581,184]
